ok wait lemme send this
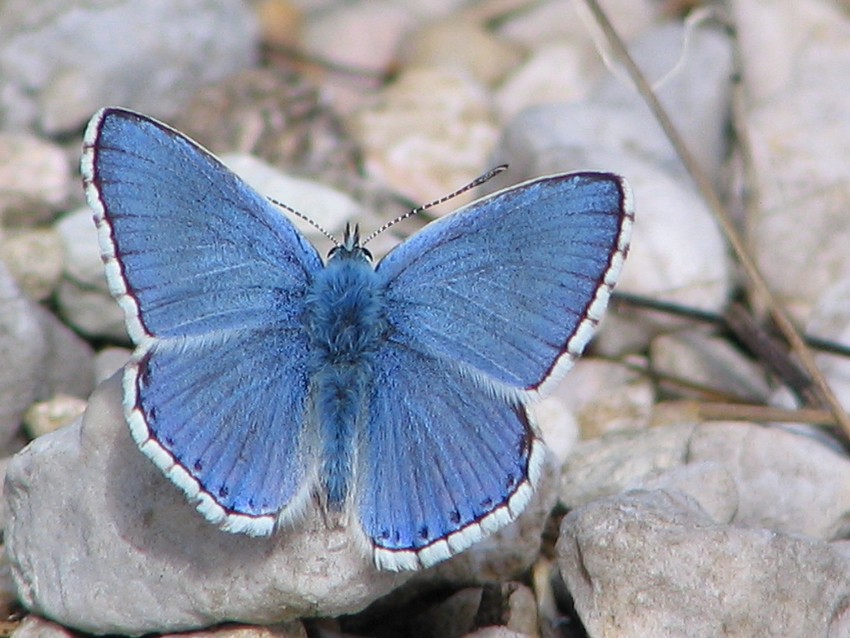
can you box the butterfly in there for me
[81,107,633,572]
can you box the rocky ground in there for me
[1,1,849,637]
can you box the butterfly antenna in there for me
[268,197,340,247]
[361,164,509,246]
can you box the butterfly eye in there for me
[327,245,373,262]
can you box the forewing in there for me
[82,107,323,341]
[357,344,545,571]
[375,172,632,395]
[82,108,322,534]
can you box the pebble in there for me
[346,67,499,212]
[650,328,772,402]
[804,278,850,412]
[494,44,590,122]
[399,17,525,87]
[174,68,361,189]
[558,489,850,638]
[54,207,126,341]
[300,0,416,75]
[593,22,734,182]
[736,0,850,320]
[560,421,850,540]
[0,0,259,134]
[22,395,87,439]
[33,304,96,401]
[542,358,654,442]
[496,0,659,50]
[92,347,132,385]
[0,228,64,301]
[0,133,71,226]
[0,262,47,451]
[5,375,558,635]
[1,0,848,635]
[0,456,10,531]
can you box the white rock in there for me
[650,328,772,402]
[300,0,415,74]
[559,423,698,509]
[54,207,125,340]
[543,358,653,442]
[93,347,131,384]
[0,261,46,449]
[689,422,850,540]
[560,422,850,541]
[609,154,729,316]
[532,396,579,466]
[346,67,499,212]
[731,0,841,104]
[593,22,734,182]
[34,305,95,400]
[636,462,739,525]
[735,0,850,320]
[496,0,659,49]
[55,279,126,341]
[399,17,524,87]
[805,277,850,411]
[558,490,850,638]
[55,208,106,290]
[394,0,467,18]
[0,0,259,133]
[6,373,559,634]
[495,44,590,123]
[0,133,71,225]
[0,455,11,531]
[23,394,87,439]
[5,374,408,635]
[0,228,65,301]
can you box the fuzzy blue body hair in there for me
[303,243,387,508]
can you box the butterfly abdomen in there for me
[304,249,388,508]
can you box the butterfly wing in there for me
[360,173,632,569]
[82,108,323,534]
[376,173,632,395]
[360,343,545,571]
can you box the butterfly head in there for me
[329,223,372,263]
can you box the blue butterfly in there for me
[81,107,632,571]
